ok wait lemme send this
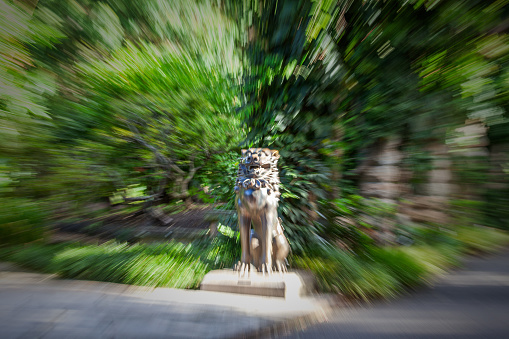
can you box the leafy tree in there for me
[80,41,241,205]
[238,0,509,251]
[238,0,347,251]
[2,0,243,223]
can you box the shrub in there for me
[366,247,428,288]
[0,198,47,246]
[1,222,507,299]
[0,223,241,289]
[294,246,400,300]
[294,224,509,301]
[51,241,209,288]
[455,226,509,254]
[4,243,64,272]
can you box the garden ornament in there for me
[234,148,289,276]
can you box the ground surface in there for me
[282,248,509,338]
[0,263,329,339]
[1,249,508,339]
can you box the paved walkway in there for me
[0,263,331,339]
[282,249,509,338]
[3,249,508,338]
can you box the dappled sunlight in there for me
[1,0,509,337]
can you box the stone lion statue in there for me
[234,148,289,276]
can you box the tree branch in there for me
[123,119,185,175]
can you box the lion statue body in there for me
[234,148,289,275]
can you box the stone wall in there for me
[358,119,495,236]
[359,136,402,204]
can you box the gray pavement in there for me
[282,249,509,338]
[0,263,331,339]
[3,249,508,339]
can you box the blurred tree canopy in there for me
[238,0,509,251]
[1,0,243,220]
[1,0,508,248]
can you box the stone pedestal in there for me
[200,269,314,299]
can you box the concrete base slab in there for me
[200,269,314,299]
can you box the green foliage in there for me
[83,221,103,235]
[3,242,199,288]
[321,195,400,253]
[51,242,208,288]
[0,223,241,289]
[196,151,240,204]
[450,199,486,229]
[401,146,434,194]
[238,0,346,251]
[365,247,428,288]
[0,0,64,149]
[0,198,47,246]
[1,223,507,299]
[204,224,240,269]
[482,189,509,230]
[1,0,509,304]
[324,199,374,252]
[399,244,463,277]
[294,245,402,300]
[451,154,490,195]
[395,223,460,247]
[239,0,509,255]
[0,0,244,224]
[455,225,509,254]
[295,225,509,300]
[4,243,66,272]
